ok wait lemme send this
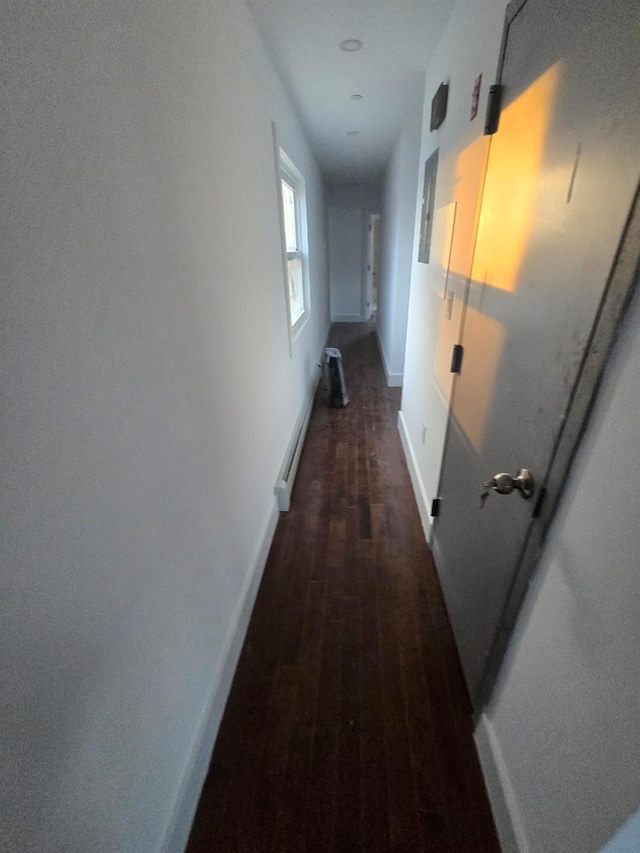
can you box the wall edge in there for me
[397,410,432,539]
[375,326,404,387]
[474,713,530,853]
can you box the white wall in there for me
[480,278,640,852]
[328,185,381,322]
[0,2,329,851]
[399,0,507,532]
[377,100,424,386]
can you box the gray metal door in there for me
[432,0,640,708]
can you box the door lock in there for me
[479,468,534,508]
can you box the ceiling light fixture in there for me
[346,130,360,136]
[350,93,363,101]
[340,39,363,52]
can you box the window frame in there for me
[277,148,310,341]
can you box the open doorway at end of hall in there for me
[366,213,381,321]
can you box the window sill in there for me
[290,310,310,346]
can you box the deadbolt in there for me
[479,468,534,508]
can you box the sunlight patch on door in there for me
[448,134,491,281]
[471,62,561,294]
[441,63,561,456]
[430,202,457,299]
[451,303,506,457]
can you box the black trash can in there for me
[324,347,349,408]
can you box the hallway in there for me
[186,324,500,852]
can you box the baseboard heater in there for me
[274,367,321,511]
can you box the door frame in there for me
[459,0,640,713]
[364,213,381,320]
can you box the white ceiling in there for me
[246,0,455,186]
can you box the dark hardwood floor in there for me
[186,323,500,853]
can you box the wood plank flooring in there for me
[186,323,500,853]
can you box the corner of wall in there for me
[159,502,280,853]
[375,326,403,387]
[474,714,529,853]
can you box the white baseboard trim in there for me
[331,314,365,323]
[386,375,403,387]
[374,328,403,387]
[474,714,529,853]
[160,502,280,853]
[397,410,432,540]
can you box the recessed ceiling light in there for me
[350,93,363,101]
[340,39,363,52]
[346,130,360,136]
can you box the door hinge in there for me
[484,84,503,136]
[431,498,442,517]
[450,344,464,374]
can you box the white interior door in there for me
[432,0,640,706]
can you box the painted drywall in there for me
[483,279,640,852]
[377,98,424,385]
[399,0,507,528]
[328,185,381,322]
[0,2,328,851]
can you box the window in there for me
[279,151,308,330]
